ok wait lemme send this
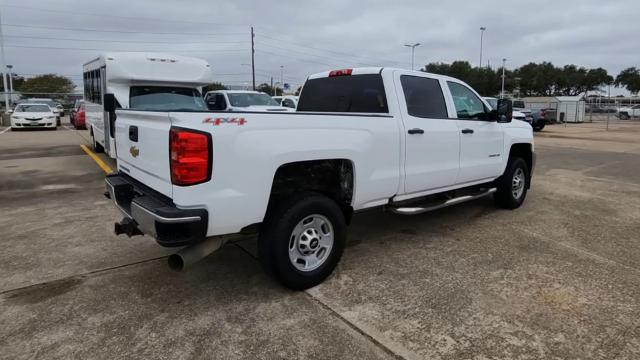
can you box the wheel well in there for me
[509,143,533,173]
[269,159,354,223]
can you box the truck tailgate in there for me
[115,110,173,197]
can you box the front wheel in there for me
[258,192,346,290]
[494,157,529,209]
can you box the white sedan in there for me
[10,104,58,130]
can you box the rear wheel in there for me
[90,128,104,153]
[258,192,346,290]
[533,124,545,131]
[494,157,529,209]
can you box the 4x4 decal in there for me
[203,117,247,126]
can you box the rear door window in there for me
[400,75,448,118]
[297,74,388,113]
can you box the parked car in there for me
[10,103,58,130]
[484,97,541,131]
[273,95,299,109]
[512,99,532,116]
[617,105,640,119]
[72,103,86,129]
[70,99,84,127]
[204,90,293,112]
[106,67,534,290]
[25,98,62,126]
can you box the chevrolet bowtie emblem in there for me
[130,146,139,158]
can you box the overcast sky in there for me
[2,0,638,94]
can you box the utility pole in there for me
[0,9,9,112]
[479,27,486,68]
[6,65,13,107]
[404,43,420,71]
[280,65,284,94]
[250,26,256,91]
[270,77,274,96]
[500,58,506,99]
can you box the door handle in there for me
[129,126,138,142]
[408,128,424,135]
[461,128,474,134]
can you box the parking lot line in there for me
[0,127,10,134]
[80,144,113,174]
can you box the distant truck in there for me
[83,52,213,158]
[204,90,293,112]
[106,67,534,290]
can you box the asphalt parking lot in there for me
[1,121,639,359]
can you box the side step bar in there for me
[389,188,497,215]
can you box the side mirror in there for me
[6,109,13,114]
[104,93,116,113]
[496,99,513,123]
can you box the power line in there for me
[258,40,375,67]
[2,4,246,27]
[5,44,247,53]
[4,35,247,45]
[2,23,246,36]
[257,30,407,66]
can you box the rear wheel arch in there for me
[267,159,355,223]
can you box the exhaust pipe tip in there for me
[168,254,185,272]
[167,237,224,272]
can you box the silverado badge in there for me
[130,146,139,158]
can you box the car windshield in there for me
[485,98,498,109]
[16,104,50,112]
[513,100,525,108]
[130,86,207,111]
[227,93,279,107]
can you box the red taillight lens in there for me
[328,68,353,77]
[170,128,211,186]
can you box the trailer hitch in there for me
[114,217,143,237]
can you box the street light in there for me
[404,43,421,71]
[479,27,486,68]
[6,64,13,106]
[500,58,506,99]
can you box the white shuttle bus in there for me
[83,52,213,158]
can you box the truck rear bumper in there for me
[105,173,208,247]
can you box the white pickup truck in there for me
[105,67,534,290]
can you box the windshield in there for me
[16,104,51,112]
[129,86,206,111]
[484,98,498,110]
[227,93,279,107]
[513,100,525,108]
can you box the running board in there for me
[389,188,497,215]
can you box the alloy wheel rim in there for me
[288,214,334,272]
[512,168,525,200]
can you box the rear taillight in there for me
[77,110,85,122]
[170,127,211,186]
[328,68,353,77]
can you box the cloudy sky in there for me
[2,0,639,93]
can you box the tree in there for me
[424,61,507,96]
[294,86,302,96]
[0,73,25,92]
[202,82,227,93]
[256,83,282,96]
[16,74,75,94]
[615,67,640,95]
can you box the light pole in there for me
[500,58,506,99]
[479,27,486,68]
[404,43,421,71]
[6,65,13,106]
[280,65,284,94]
[0,8,9,112]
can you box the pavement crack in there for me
[0,255,168,296]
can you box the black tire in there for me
[90,129,104,153]
[533,124,545,132]
[57,118,61,126]
[494,157,529,209]
[258,192,346,290]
